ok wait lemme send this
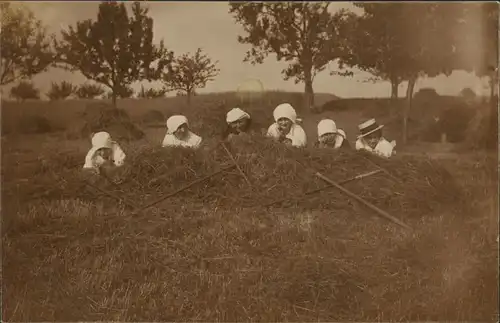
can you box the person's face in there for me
[277,117,292,133]
[96,148,112,160]
[174,123,189,139]
[319,133,338,145]
[230,118,248,133]
[365,131,382,148]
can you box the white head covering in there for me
[317,119,338,137]
[226,108,250,123]
[166,115,188,134]
[83,132,126,169]
[273,103,297,123]
[91,132,113,150]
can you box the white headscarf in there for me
[267,103,306,147]
[273,103,297,123]
[91,131,113,150]
[226,108,250,123]
[317,119,347,149]
[166,115,188,134]
[317,119,338,137]
[163,115,202,149]
[83,132,125,169]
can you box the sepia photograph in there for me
[1,1,499,321]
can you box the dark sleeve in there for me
[341,139,351,149]
[221,126,232,140]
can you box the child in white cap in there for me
[162,115,202,149]
[355,118,396,158]
[267,103,307,147]
[223,107,253,140]
[316,119,349,149]
[83,131,126,173]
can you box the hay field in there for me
[1,92,498,321]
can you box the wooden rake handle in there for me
[133,164,236,213]
[315,172,412,231]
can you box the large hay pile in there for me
[76,102,145,141]
[5,135,495,322]
[18,135,463,228]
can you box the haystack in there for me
[421,102,475,143]
[31,135,464,227]
[140,109,165,125]
[464,100,498,150]
[78,102,145,141]
[15,115,56,135]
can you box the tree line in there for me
[1,2,498,141]
[1,1,219,104]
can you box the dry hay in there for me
[13,135,463,226]
[140,109,165,125]
[76,102,145,141]
[4,135,496,322]
[5,115,57,135]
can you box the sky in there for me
[3,1,491,99]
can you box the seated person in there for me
[162,115,202,149]
[223,107,253,140]
[266,103,307,147]
[355,118,396,158]
[315,119,350,149]
[83,131,126,174]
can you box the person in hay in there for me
[83,131,126,174]
[222,107,253,140]
[267,103,307,147]
[315,119,350,149]
[162,115,202,149]
[355,118,396,158]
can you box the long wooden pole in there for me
[315,171,412,230]
[133,164,236,213]
[84,180,138,209]
[263,169,382,208]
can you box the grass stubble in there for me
[2,133,498,322]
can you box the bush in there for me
[140,109,165,125]
[16,115,55,134]
[77,102,145,141]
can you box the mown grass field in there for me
[1,91,498,321]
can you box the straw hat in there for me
[357,119,384,138]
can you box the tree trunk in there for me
[187,91,192,106]
[403,75,417,145]
[304,67,314,110]
[112,92,117,107]
[390,75,400,99]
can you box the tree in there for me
[46,81,77,100]
[105,85,134,99]
[10,81,40,101]
[0,2,55,85]
[339,3,465,143]
[229,2,349,110]
[55,1,173,107]
[106,86,134,99]
[137,85,167,98]
[76,83,106,99]
[162,48,219,105]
